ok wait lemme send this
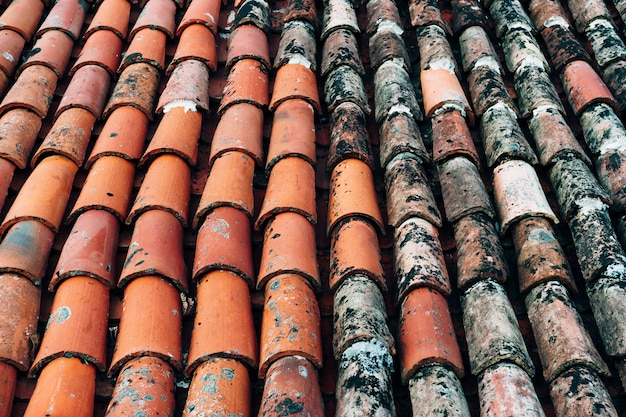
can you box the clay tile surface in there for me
[0,0,45,41]
[328,101,373,172]
[541,25,591,74]
[210,103,264,167]
[130,0,177,39]
[587,277,626,357]
[0,361,17,416]
[408,0,451,34]
[468,64,519,120]
[36,0,87,40]
[324,65,371,115]
[21,30,74,78]
[365,0,402,34]
[409,365,471,416]
[0,109,42,169]
[71,30,123,77]
[417,25,458,74]
[274,21,317,71]
[0,29,26,78]
[321,29,364,78]
[178,0,221,35]
[103,62,160,121]
[0,64,58,118]
[218,58,269,114]
[232,0,270,33]
[321,0,360,40]
[283,0,317,29]
[514,64,565,118]
[226,24,270,72]
[84,0,131,39]
[157,60,211,113]
[478,362,544,416]
[528,0,569,30]
[568,0,612,33]
[0,221,55,286]
[550,366,619,417]
[270,63,321,113]
[186,270,257,374]
[421,68,472,122]
[458,26,500,74]
[57,65,111,119]
[168,24,217,74]
[374,61,423,124]
[119,27,167,72]
[561,60,617,116]
[369,30,411,74]
[379,112,430,168]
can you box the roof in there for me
[0,0,626,415]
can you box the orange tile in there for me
[0,273,40,371]
[259,274,322,378]
[58,65,112,119]
[129,0,177,39]
[52,210,120,290]
[186,270,257,375]
[1,155,78,236]
[23,357,95,417]
[259,356,324,416]
[226,24,270,72]
[258,212,320,290]
[193,206,254,285]
[184,358,250,417]
[178,0,221,35]
[327,159,384,236]
[72,30,123,77]
[109,276,183,376]
[0,64,58,118]
[86,106,148,168]
[256,157,317,230]
[266,99,316,172]
[0,0,44,41]
[103,62,160,121]
[156,59,210,114]
[0,361,16,417]
[119,210,188,292]
[119,28,166,72]
[69,156,135,223]
[562,60,617,116]
[32,108,95,167]
[399,287,464,383]
[30,277,109,376]
[421,68,472,122]
[0,30,26,77]
[20,30,73,78]
[431,108,480,167]
[84,0,131,39]
[0,157,14,210]
[0,220,55,286]
[330,217,384,291]
[142,105,202,167]
[106,356,176,416]
[0,108,42,169]
[379,112,430,169]
[218,58,269,115]
[327,101,373,173]
[0,71,7,98]
[195,151,255,227]
[168,24,217,74]
[478,362,543,417]
[127,154,191,226]
[36,0,86,40]
[209,103,264,168]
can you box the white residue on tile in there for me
[2,51,13,63]
[428,58,456,74]
[530,104,558,120]
[163,99,198,113]
[377,20,403,36]
[474,56,501,72]
[387,103,413,117]
[516,56,547,72]
[576,197,608,216]
[288,54,312,69]
[340,339,394,372]
[544,16,569,29]
[604,263,626,279]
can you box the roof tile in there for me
[596,149,626,212]
[478,362,544,416]
[56,65,111,119]
[549,366,619,416]
[157,60,211,113]
[409,364,471,416]
[321,29,363,77]
[0,361,17,415]
[514,63,565,118]
[451,0,488,34]
[232,0,271,33]
[269,63,321,113]
[22,30,74,79]
[0,108,42,169]
[417,25,458,74]
[567,0,612,33]
[320,0,359,41]
[587,276,626,357]
[0,221,54,285]
[579,102,626,155]
[36,0,87,41]
[168,24,217,74]
[103,62,160,120]
[226,24,270,72]
[178,0,220,35]
[561,60,617,116]
[431,108,479,167]
[421,67,472,122]
[502,29,550,74]
[218,58,269,114]
[328,101,373,172]
[0,0,45,41]
[323,65,370,114]
[119,27,166,72]
[283,0,317,30]
[210,103,264,167]
[84,0,131,39]
[601,59,626,116]
[489,0,535,38]
[130,0,176,39]
[0,30,26,77]
[528,0,569,31]
[458,25,500,74]
[71,29,123,77]
[468,64,519,120]
[408,0,451,34]
[368,31,411,74]
[365,0,402,35]
[274,21,317,71]
[541,25,591,74]
[380,112,430,168]
[374,61,423,124]
[0,64,58,118]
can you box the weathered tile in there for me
[275,21,317,71]
[328,101,373,172]
[321,28,364,77]
[408,0,451,34]
[37,0,87,40]
[596,149,626,212]
[365,0,402,35]
[0,109,41,170]
[421,67,472,122]
[226,24,270,72]
[324,65,370,115]
[21,30,74,78]
[130,0,177,39]
[502,29,549,74]
[579,103,626,155]
[514,64,565,118]
[451,0,488,34]
[210,103,264,168]
[72,30,123,78]
[468,64,518,119]
[156,60,210,114]
[540,25,591,74]
[528,0,569,31]
[567,0,612,33]
[178,0,221,35]
[103,63,160,120]
[458,25,500,74]
[168,24,217,74]
[408,365,471,416]
[417,25,458,74]
[369,30,411,73]
[489,0,535,38]
[0,221,54,286]
[550,366,619,416]
[321,0,359,40]
[0,65,58,118]
[375,61,423,123]
[0,0,45,41]
[431,108,480,167]
[267,99,316,172]
[218,58,269,114]
[119,27,166,72]
[601,60,626,115]
[587,277,626,357]
[380,112,429,168]
[284,0,317,29]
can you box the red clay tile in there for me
[69,156,135,222]
[119,210,188,292]
[106,356,176,416]
[259,274,322,378]
[526,281,609,382]
[193,206,254,284]
[328,101,373,172]
[0,64,58,118]
[330,218,384,291]
[270,63,321,113]
[156,60,210,114]
[502,29,549,75]
[274,21,317,71]
[0,0,44,41]
[458,26,500,74]
[421,68,472,122]
[226,24,270,72]
[0,157,14,210]
[178,0,221,35]
[417,25,457,74]
[550,366,618,417]
[327,159,383,235]
[379,113,429,169]
[195,151,255,226]
[394,217,451,303]
[32,107,95,167]
[127,154,191,226]
[210,103,263,166]
[462,279,535,375]
[369,30,411,73]
[468,65,519,120]
[168,24,217,74]
[186,270,257,374]
[540,25,591,74]
[23,357,96,417]
[365,0,402,34]
[142,105,202,167]
[528,0,569,30]
[0,221,54,286]
[84,0,131,39]
[218,58,269,114]
[587,277,626,357]
[453,213,509,290]
[284,0,317,29]
[374,61,423,124]
[52,210,118,289]
[109,276,183,376]
[103,63,160,121]
[0,30,25,77]
[450,0,487,34]
[86,106,148,167]
[21,30,73,78]
[478,362,544,416]
[399,287,464,383]
[568,0,611,33]
[184,358,250,417]
[1,155,77,236]
[36,0,87,40]
[259,356,324,416]
[258,212,320,290]
[385,154,442,228]
[30,277,109,375]
[0,109,42,169]
[255,157,317,229]
[408,365,471,415]
[320,0,359,40]
[0,361,16,417]
[321,29,364,78]
[119,28,166,72]
[493,159,558,235]
[561,60,617,116]
[57,65,111,119]
[514,64,565,118]
[71,30,123,77]
[324,65,370,115]
[0,273,40,371]
[408,0,451,34]
[333,274,395,358]
[528,105,592,167]
[130,0,177,39]
[579,103,625,155]
[438,156,494,222]
[267,99,316,172]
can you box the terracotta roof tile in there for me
[274,21,317,71]
[597,149,626,212]
[568,0,612,33]
[550,366,619,416]
[323,65,370,114]
[269,63,320,113]
[0,0,45,41]
[168,24,217,74]
[0,30,25,77]
[503,28,550,74]
[327,101,373,171]
[417,25,458,74]
[587,276,626,357]
[103,62,160,120]
[21,30,74,79]
[365,0,402,35]
[0,109,41,169]
[119,27,167,72]
[408,0,451,34]
[0,220,54,285]
[226,24,270,72]
[580,103,626,155]
[0,361,17,415]
[178,0,221,35]
[409,364,471,416]
[374,60,423,123]
[218,58,269,114]
[209,103,263,166]
[601,60,626,116]
[514,63,565,118]
[450,0,487,34]
[321,29,363,78]
[528,0,569,31]
[36,0,87,40]
[84,0,131,39]
[489,0,535,38]
[130,0,176,39]
[56,65,111,119]
[320,0,359,40]
[368,30,411,73]
[421,67,473,122]
[283,0,316,29]
[458,25,500,74]
[232,0,271,33]
[540,25,591,74]
[0,64,58,118]
[478,362,544,416]
[380,112,430,168]
[468,64,519,120]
